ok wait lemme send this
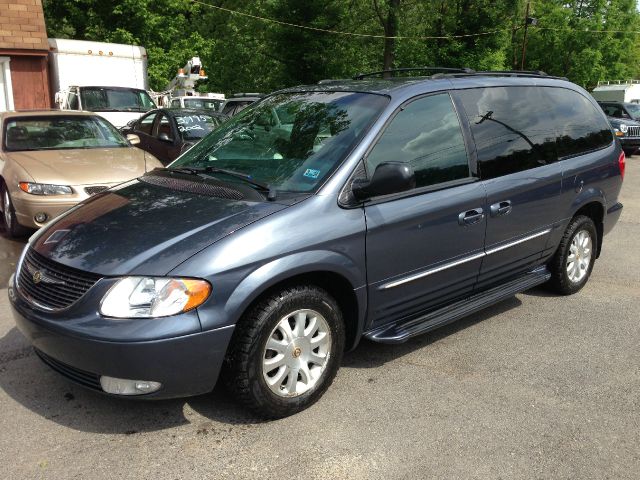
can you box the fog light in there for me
[34,212,48,223]
[100,376,161,395]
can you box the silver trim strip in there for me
[381,252,485,290]
[379,228,552,290]
[485,228,551,256]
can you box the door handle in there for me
[490,200,512,217]
[458,208,484,226]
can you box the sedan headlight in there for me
[19,182,73,195]
[100,277,211,318]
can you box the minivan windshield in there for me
[171,91,388,192]
[4,115,129,151]
[80,87,156,112]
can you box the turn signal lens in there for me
[19,182,73,195]
[619,150,626,180]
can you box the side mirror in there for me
[126,133,140,145]
[158,132,173,143]
[352,161,416,200]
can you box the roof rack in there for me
[474,70,548,77]
[353,67,475,80]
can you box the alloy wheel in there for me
[262,309,332,397]
[566,229,592,283]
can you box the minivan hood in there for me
[9,148,150,186]
[31,179,288,276]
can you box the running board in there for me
[363,266,551,344]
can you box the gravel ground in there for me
[0,161,638,480]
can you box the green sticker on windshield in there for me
[303,169,321,179]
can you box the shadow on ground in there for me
[0,294,523,434]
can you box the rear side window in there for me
[366,93,470,189]
[544,88,612,159]
[457,86,558,179]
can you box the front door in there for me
[364,93,487,328]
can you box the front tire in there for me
[547,215,597,295]
[1,182,29,238]
[224,285,345,419]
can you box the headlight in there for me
[619,124,628,134]
[100,277,211,318]
[19,182,73,195]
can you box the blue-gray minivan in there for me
[8,69,625,418]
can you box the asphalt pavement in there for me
[0,161,638,479]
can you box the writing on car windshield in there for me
[175,115,219,140]
[3,116,129,151]
[171,91,389,193]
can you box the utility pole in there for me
[520,1,531,70]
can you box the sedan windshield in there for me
[4,116,129,151]
[171,92,389,192]
[81,87,155,112]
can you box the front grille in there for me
[17,249,102,311]
[35,349,102,391]
[140,174,245,200]
[84,185,109,196]
[627,126,640,137]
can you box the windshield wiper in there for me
[164,166,277,200]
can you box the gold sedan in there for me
[0,110,162,237]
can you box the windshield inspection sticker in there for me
[303,169,321,179]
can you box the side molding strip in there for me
[379,228,552,290]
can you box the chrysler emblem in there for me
[32,270,43,284]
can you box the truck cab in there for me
[56,86,156,129]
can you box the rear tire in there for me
[224,285,345,419]
[1,181,29,238]
[547,215,597,295]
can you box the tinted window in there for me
[458,87,558,180]
[137,113,156,135]
[544,88,612,159]
[366,93,470,189]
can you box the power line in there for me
[189,0,517,40]
[534,26,640,34]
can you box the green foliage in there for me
[43,0,640,93]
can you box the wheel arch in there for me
[572,200,605,258]
[223,252,367,352]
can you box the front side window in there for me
[458,86,558,179]
[156,114,173,141]
[4,115,129,151]
[136,113,157,135]
[172,91,389,192]
[366,93,470,189]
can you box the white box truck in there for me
[591,81,640,103]
[48,38,156,128]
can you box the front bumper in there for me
[8,275,235,399]
[619,136,640,150]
